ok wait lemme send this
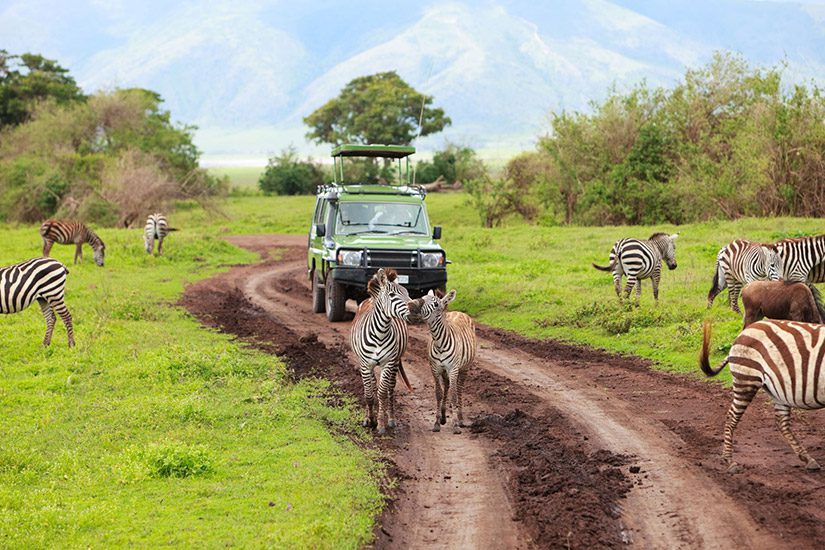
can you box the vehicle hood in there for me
[332,233,442,250]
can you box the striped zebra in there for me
[592,233,679,303]
[1,258,74,347]
[40,220,105,267]
[408,289,477,434]
[700,319,825,473]
[351,268,413,434]
[775,234,825,282]
[707,239,782,313]
[144,213,176,255]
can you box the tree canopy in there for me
[0,50,85,127]
[303,71,450,146]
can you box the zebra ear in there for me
[669,233,679,240]
[442,289,457,305]
[427,289,434,297]
[375,269,388,286]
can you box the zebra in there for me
[350,268,413,434]
[592,233,678,304]
[407,289,477,434]
[40,220,105,267]
[707,239,782,313]
[144,213,176,255]
[0,258,74,347]
[700,319,825,473]
[775,234,825,283]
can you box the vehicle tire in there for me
[311,270,325,314]
[325,273,347,322]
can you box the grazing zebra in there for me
[40,220,105,267]
[144,213,176,255]
[350,268,413,434]
[775,234,825,282]
[592,233,679,304]
[707,239,782,313]
[700,319,825,473]
[408,289,477,434]
[0,258,74,347]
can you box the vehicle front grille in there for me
[366,250,417,268]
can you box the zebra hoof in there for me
[387,419,397,429]
[361,419,373,428]
[432,423,441,432]
[376,427,387,436]
[452,426,462,434]
[726,462,743,474]
[806,458,821,471]
[440,416,446,425]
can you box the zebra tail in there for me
[806,283,825,323]
[699,319,729,377]
[166,227,179,232]
[707,266,721,304]
[592,261,615,272]
[398,363,413,392]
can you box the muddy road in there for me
[183,235,825,549]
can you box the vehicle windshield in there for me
[335,202,428,236]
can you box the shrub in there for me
[145,441,212,478]
[259,147,325,195]
[415,143,485,184]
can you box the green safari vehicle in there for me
[307,144,447,321]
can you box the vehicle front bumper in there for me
[331,266,447,293]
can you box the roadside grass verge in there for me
[0,226,382,547]
[192,193,825,382]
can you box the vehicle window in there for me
[315,200,328,225]
[312,199,323,224]
[335,202,427,236]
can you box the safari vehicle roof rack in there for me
[314,183,427,199]
[331,144,415,159]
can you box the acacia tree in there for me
[303,71,451,146]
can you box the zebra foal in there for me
[350,268,413,434]
[707,239,782,313]
[593,232,678,304]
[0,258,74,347]
[408,289,477,434]
[40,220,105,266]
[144,213,176,255]
[701,319,825,473]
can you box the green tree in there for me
[0,50,85,127]
[414,143,485,184]
[259,147,326,195]
[304,71,451,146]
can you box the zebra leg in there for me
[375,366,398,434]
[634,279,642,306]
[728,283,743,314]
[623,276,636,301]
[652,274,661,305]
[450,368,466,434]
[612,271,622,299]
[145,236,154,255]
[441,371,449,425]
[387,363,398,429]
[49,298,75,347]
[37,298,56,347]
[157,237,164,256]
[360,366,377,428]
[774,404,820,471]
[74,243,83,264]
[722,381,759,473]
[432,365,444,432]
[42,238,54,257]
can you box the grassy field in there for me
[0,225,382,547]
[184,192,825,384]
[208,166,265,189]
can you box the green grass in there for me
[0,226,383,547]
[194,191,824,384]
[208,166,265,189]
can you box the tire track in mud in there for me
[182,235,825,549]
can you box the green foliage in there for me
[145,442,212,478]
[415,143,485,184]
[0,50,85,127]
[259,147,325,195]
[511,52,825,226]
[304,71,450,146]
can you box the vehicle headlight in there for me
[420,252,444,268]
[337,250,362,266]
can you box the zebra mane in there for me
[367,269,398,296]
[648,232,669,240]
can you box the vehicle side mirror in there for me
[316,224,326,237]
[432,226,442,240]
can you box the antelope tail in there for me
[699,319,729,377]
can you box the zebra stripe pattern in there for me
[700,319,825,473]
[350,268,412,434]
[593,232,678,303]
[0,258,74,347]
[707,239,782,313]
[408,289,477,434]
[40,220,105,266]
[144,213,170,255]
[776,234,825,282]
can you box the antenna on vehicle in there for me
[412,60,434,186]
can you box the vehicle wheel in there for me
[325,274,347,322]
[311,270,325,314]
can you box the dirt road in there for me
[182,235,825,549]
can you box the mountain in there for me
[1,0,824,159]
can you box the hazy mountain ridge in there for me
[1,0,823,156]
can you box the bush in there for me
[259,147,325,195]
[145,441,212,478]
[415,143,485,184]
